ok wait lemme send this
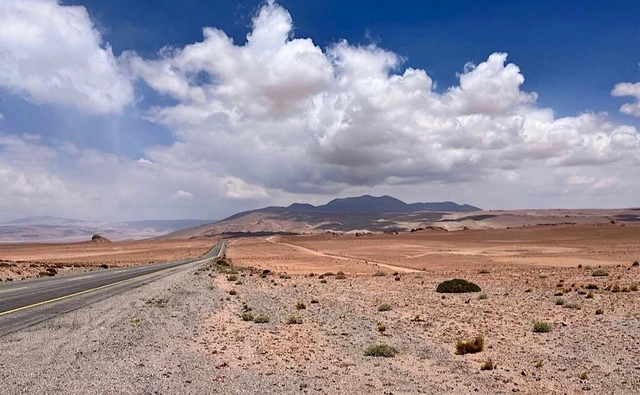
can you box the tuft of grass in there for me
[241,313,254,321]
[253,315,270,323]
[534,359,543,368]
[592,269,609,277]
[586,291,594,299]
[377,303,392,312]
[477,293,488,300]
[436,279,481,293]
[364,344,398,357]
[555,298,565,305]
[376,322,386,333]
[533,322,552,333]
[373,271,387,277]
[455,335,484,355]
[286,316,303,325]
[579,372,589,380]
[296,301,306,310]
[131,316,141,327]
[563,302,581,310]
[480,359,495,371]
[595,308,604,315]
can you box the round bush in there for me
[436,279,481,293]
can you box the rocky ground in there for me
[2,251,639,394]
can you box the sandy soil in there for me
[2,224,639,394]
[0,238,215,281]
[227,224,640,274]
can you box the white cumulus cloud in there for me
[612,81,640,117]
[0,0,133,114]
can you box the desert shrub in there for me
[477,293,488,300]
[586,291,594,299]
[579,372,589,380]
[286,316,303,325]
[436,279,481,293]
[632,261,639,267]
[377,303,392,312]
[563,302,581,310]
[611,284,621,292]
[585,283,599,290]
[554,291,564,296]
[320,279,327,284]
[595,308,604,315]
[323,272,335,277]
[241,313,254,321]
[227,275,238,282]
[373,271,387,277]
[394,276,401,281]
[144,297,169,308]
[376,322,386,333]
[592,269,609,277]
[335,273,347,280]
[534,360,544,368]
[455,336,484,355]
[630,284,638,291]
[364,344,398,357]
[228,289,237,295]
[533,322,552,333]
[296,301,306,310]
[480,359,495,371]
[524,288,533,293]
[555,298,565,306]
[253,315,270,323]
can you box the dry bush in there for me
[456,335,484,355]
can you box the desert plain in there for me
[1,215,640,394]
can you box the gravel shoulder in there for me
[2,249,639,394]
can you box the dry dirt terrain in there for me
[2,224,639,394]
[0,238,215,281]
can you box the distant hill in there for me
[286,195,480,214]
[165,195,481,238]
[0,217,214,243]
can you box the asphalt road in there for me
[0,239,224,336]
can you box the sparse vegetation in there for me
[335,272,347,280]
[373,271,387,277]
[286,316,303,325]
[296,301,306,310]
[592,269,609,277]
[586,291,594,299]
[241,313,254,321]
[377,303,392,312]
[632,261,639,267]
[364,344,398,357]
[585,283,599,290]
[535,359,544,368]
[144,297,168,308]
[376,322,386,333]
[595,308,604,315]
[228,289,237,295]
[436,279,481,293]
[478,293,488,300]
[579,372,589,380]
[555,298,565,305]
[533,322,552,333]
[563,302,581,310]
[455,335,484,355]
[480,359,495,370]
[525,288,533,293]
[227,275,238,281]
[253,315,270,323]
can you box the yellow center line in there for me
[0,270,160,317]
[0,286,28,294]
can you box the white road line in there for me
[0,286,28,294]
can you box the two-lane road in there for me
[0,240,224,335]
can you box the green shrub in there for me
[364,344,398,357]
[436,279,481,293]
[533,322,552,333]
[455,336,484,355]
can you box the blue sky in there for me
[1,0,640,221]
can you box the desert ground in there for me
[2,223,639,394]
[0,237,215,281]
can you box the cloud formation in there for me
[126,2,639,195]
[612,81,640,117]
[0,0,133,114]
[0,1,639,221]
